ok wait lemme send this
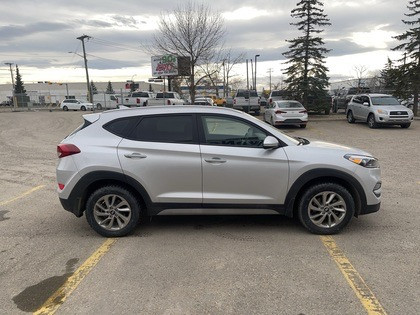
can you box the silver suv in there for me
[346,94,414,128]
[57,107,381,237]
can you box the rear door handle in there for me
[124,153,147,159]
[204,157,227,164]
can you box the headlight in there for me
[344,154,379,168]
[377,109,387,114]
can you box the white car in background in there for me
[60,99,94,111]
[264,100,308,128]
[195,97,216,106]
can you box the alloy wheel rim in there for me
[93,194,132,231]
[308,191,347,228]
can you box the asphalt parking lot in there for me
[0,110,419,314]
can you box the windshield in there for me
[277,101,303,108]
[371,97,400,106]
[236,91,258,97]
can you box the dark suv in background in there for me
[333,87,371,113]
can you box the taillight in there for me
[269,98,272,103]
[167,99,171,105]
[275,110,286,114]
[58,183,65,190]
[299,110,307,113]
[136,98,140,104]
[57,144,81,158]
[233,99,236,105]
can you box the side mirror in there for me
[363,102,370,106]
[263,136,280,150]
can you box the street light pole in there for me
[267,68,272,93]
[4,62,17,109]
[222,60,226,98]
[246,59,249,90]
[250,59,254,90]
[254,54,260,92]
[77,35,92,104]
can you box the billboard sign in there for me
[151,54,178,77]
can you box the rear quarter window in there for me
[103,117,140,138]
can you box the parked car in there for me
[233,90,260,114]
[194,97,215,106]
[119,91,153,107]
[93,94,118,110]
[333,87,371,113]
[209,96,227,106]
[60,99,94,111]
[268,90,288,106]
[57,106,381,237]
[346,94,414,128]
[264,100,308,128]
[225,97,234,108]
[146,92,185,106]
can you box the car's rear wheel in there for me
[347,110,355,123]
[300,124,307,128]
[400,123,411,128]
[81,106,86,111]
[85,186,141,237]
[298,183,355,234]
[63,106,68,111]
[367,114,377,128]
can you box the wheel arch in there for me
[284,168,366,218]
[65,171,152,217]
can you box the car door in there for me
[117,114,202,204]
[351,96,363,118]
[359,96,371,120]
[198,114,289,206]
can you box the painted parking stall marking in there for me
[0,185,45,207]
[320,236,387,315]
[33,238,117,315]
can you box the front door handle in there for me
[204,157,227,164]
[124,153,147,159]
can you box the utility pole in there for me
[250,59,254,90]
[222,60,226,98]
[254,54,260,92]
[267,68,272,93]
[77,35,92,103]
[246,59,249,90]
[4,62,17,109]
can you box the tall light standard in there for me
[4,62,17,109]
[254,54,260,92]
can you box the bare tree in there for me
[351,65,368,88]
[152,1,226,102]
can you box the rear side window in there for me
[67,119,91,138]
[103,117,139,138]
[130,115,194,143]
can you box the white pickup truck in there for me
[118,91,154,107]
[233,90,260,114]
[146,92,185,106]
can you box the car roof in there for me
[357,94,393,97]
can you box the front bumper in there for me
[376,114,413,124]
[359,202,381,215]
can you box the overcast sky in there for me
[0,0,408,89]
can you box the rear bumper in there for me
[359,202,381,215]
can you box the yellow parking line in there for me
[320,236,387,315]
[0,185,45,207]
[33,238,117,315]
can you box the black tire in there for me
[243,106,249,113]
[367,114,377,128]
[325,107,330,115]
[400,123,411,128]
[255,110,260,115]
[143,102,147,106]
[332,102,338,113]
[297,183,355,235]
[85,186,141,237]
[81,106,86,111]
[96,103,102,110]
[300,124,307,128]
[347,110,355,123]
[63,106,68,111]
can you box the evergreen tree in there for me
[105,81,114,94]
[392,0,420,116]
[90,81,98,95]
[282,0,331,111]
[14,65,26,95]
[380,58,410,99]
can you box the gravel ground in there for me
[0,110,419,314]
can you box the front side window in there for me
[130,115,194,143]
[201,115,267,148]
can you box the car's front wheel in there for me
[400,123,411,128]
[96,103,102,110]
[367,114,378,128]
[85,186,141,237]
[80,106,86,111]
[297,183,355,234]
[62,106,68,111]
[347,110,355,123]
